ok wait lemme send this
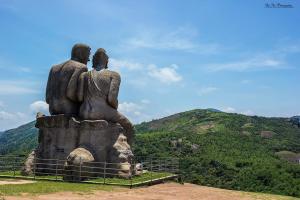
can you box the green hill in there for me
[1,109,300,197]
[133,109,300,197]
[0,121,37,155]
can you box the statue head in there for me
[92,48,109,71]
[71,43,91,65]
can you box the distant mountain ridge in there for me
[291,116,300,120]
[1,109,300,197]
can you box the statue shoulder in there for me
[109,70,121,80]
[69,60,87,69]
[50,62,64,73]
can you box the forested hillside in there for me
[0,121,36,155]
[1,109,300,197]
[133,109,300,197]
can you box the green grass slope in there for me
[1,109,300,197]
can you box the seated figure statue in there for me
[78,48,134,144]
[46,43,90,115]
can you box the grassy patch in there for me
[0,180,115,196]
[0,171,174,183]
[0,171,175,196]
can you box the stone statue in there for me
[46,43,91,116]
[23,45,136,179]
[78,48,134,144]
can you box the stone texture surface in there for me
[36,115,80,161]
[34,115,133,178]
[134,163,143,176]
[77,48,134,145]
[46,44,90,116]
[63,147,95,181]
[21,151,35,176]
[25,46,136,180]
[108,133,133,178]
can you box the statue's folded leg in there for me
[108,110,134,145]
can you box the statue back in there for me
[78,69,120,120]
[46,60,87,115]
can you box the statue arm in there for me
[108,72,121,109]
[45,68,53,104]
[66,67,87,101]
[77,72,86,102]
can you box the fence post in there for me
[103,161,106,184]
[13,157,16,177]
[130,159,134,189]
[158,159,161,172]
[150,158,153,186]
[172,159,175,173]
[178,159,183,184]
[55,159,58,180]
[33,157,36,180]
[79,157,82,182]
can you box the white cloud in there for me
[118,101,151,124]
[197,86,218,96]
[221,107,255,116]
[118,102,142,114]
[0,100,49,131]
[221,107,236,113]
[108,56,183,86]
[109,58,142,71]
[207,56,287,72]
[29,101,49,114]
[0,110,27,122]
[147,64,182,84]
[108,57,183,86]
[125,26,221,54]
[241,110,255,116]
[0,101,5,108]
[0,110,32,131]
[0,80,39,95]
[0,111,15,120]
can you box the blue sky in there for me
[0,0,299,130]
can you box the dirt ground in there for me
[2,182,297,200]
[0,180,36,185]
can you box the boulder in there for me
[109,133,134,178]
[260,131,276,138]
[21,150,35,176]
[63,147,95,181]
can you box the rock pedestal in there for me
[35,115,80,161]
[24,115,133,178]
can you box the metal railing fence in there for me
[0,155,179,187]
